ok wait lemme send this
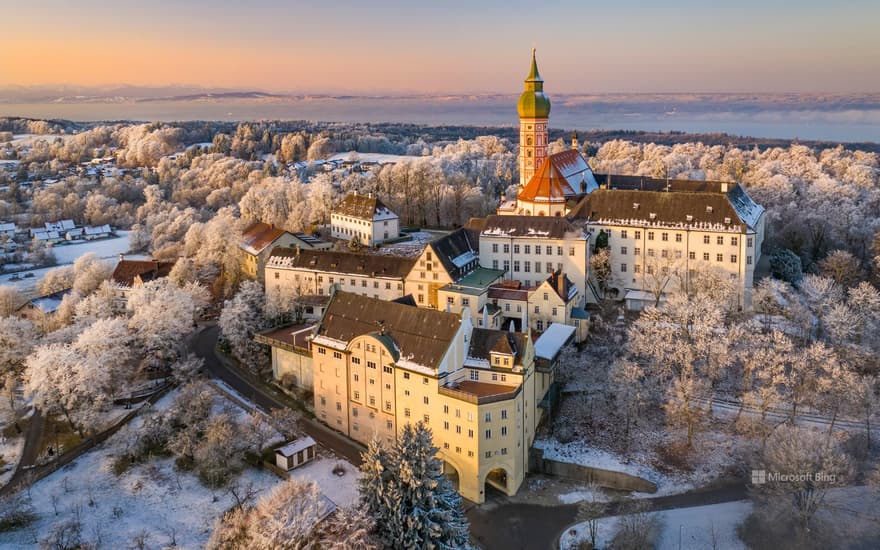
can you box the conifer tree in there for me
[359,422,471,549]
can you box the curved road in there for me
[189,324,366,466]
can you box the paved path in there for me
[467,482,749,550]
[1,408,45,493]
[190,324,366,466]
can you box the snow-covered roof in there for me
[0,222,17,232]
[45,219,75,232]
[534,323,576,360]
[84,224,111,235]
[275,436,317,457]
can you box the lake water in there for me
[2,95,878,144]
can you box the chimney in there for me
[118,253,124,262]
[295,244,301,256]
[571,131,578,151]
[721,182,729,193]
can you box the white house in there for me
[275,436,317,471]
[330,192,400,246]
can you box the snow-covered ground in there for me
[49,231,132,265]
[0,433,24,487]
[328,152,418,164]
[0,385,358,549]
[560,500,753,550]
[534,437,694,497]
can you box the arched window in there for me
[527,150,532,157]
[527,137,533,146]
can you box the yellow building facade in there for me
[310,291,559,503]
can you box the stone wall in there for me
[529,447,657,494]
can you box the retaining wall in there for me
[529,447,657,494]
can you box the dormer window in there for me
[706,206,713,213]
[633,202,640,209]
[724,217,731,224]
[649,213,657,220]
[686,214,693,222]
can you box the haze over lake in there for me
[2,93,878,143]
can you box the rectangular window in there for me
[731,237,738,246]
[385,282,391,289]
[621,230,628,239]
[501,426,508,436]
[621,263,627,272]
[485,429,492,439]
[353,391,360,400]
[492,243,498,253]
[525,245,531,254]
[661,250,668,258]
[646,265,654,274]
[470,370,479,381]
[569,247,575,256]
[747,255,753,265]
[513,244,520,254]
[444,421,450,430]
[546,262,553,273]
[634,247,641,255]
[634,264,641,273]
[385,401,391,411]
[551,307,558,316]
[648,232,654,240]
[716,254,723,262]
[635,231,641,239]
[492,260,498,269]
[462,298,470,306]
[620,246,627,255]
[503,260,510,271]
[333,351,342,359]
[662,232,668,241]
[367,361,376,369]
[317,347,326,355]
[545,246,552,255]
[456,425,462,434]
[423,414,429,424]
[676,233,682,242]
[503,244,510,254]
[423,396,429,405]
[703,235,710,244]
[747,237,753,248]
[535,246,541,255]
[703,253,710,261]
[383,366,393,374]
[557,246,563,256]
[675,250,682,259]
[647,249,654,257]
[524,261,531,273]
[485,412,491,422]
[513,260,520,272]
[534,305,539,314]
[717,236,724,245]
[468,429,474,438]
[731,255,737,263]
[404,408,411,418]
[689,251,696,260]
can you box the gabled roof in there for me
[517,159,576,203]
[267,248,416,279]
[332,193,397,221]
[468,328,528,364]
[314,291,461,372]
[547,150,598,194]
[480,215,583,240]
[568,182,763,233]
[111,259,175,287]
[19,288,72,315]
[240,222,288,255]
[540,270,578,302]
[427,228,479,282]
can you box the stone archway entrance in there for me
[484,467,509,494]
[443,460,461,492]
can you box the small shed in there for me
[275,436,317,471]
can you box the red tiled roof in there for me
[517,159,576,202]
[240,222,287,255]
[111,260,175,287]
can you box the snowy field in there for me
[0,434,24,487]
[0,386,358,549]
[560,500,753,550]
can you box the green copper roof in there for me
[517,49,551,119]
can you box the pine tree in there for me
[359,423,471,549]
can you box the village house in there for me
[110,258,176,311]
[239,222,330,281]
[307,291,567,504]
[17,288,73,331]
[255,323,316,391]
[330,192,400,247]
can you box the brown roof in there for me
[316,291,461,371]
[332,193,396,221]
[111,259,175,287]
[480,215,582,240]
[468,328,527,362]
[268,248,416,279]
[240,222,287,255]
[518,159,576,202]
[446,381,519,398]
[568,187,755,232]
[257,324,314,350]
[488,281,529,301]
[543,270,577,302]
[427,228,479,282]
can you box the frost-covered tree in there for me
[359,422,471,549]
[0,286,22,317]
[127,278,203,366]
[72,280,118,324]
[0,316,36,377]
[819,249,865,289]
[219,280,271,370]
[757,427,851,531]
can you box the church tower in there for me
[517,49,551,188]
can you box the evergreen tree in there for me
[359,422,471,549]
